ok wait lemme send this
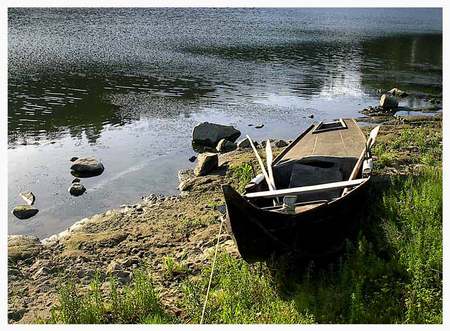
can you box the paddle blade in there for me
[265,139,276,189]
[265,139,273,165]
[368,125,381,149]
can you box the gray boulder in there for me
[237,137,259,149]
[70,157,104,177]
[275,139,289,148]
[12,205,39,220]
[192,122,241,147]
[261,139,275,148]
[216,139,237,153]
[380,94,398,109]
[194,153,218,176]
[68,183,86,196]
[388,88,407,97]
[237,137,251,149]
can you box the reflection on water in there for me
[8,8,442,237]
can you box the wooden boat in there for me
[222,118,379,262]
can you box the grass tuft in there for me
[48,270,175,324]
[228,163,254,193]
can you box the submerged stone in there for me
[68,182,86,196]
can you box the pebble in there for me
[68,183,86,196]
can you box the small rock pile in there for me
[361,87,408,116]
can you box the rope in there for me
[200,217,224,324]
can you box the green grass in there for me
[379,167,442,323]
[228,163,254,193]
[373,126,442,170]
[182,253,315,323]
[163,256,188,278]
[182,166,442,324]
[47,270,175,324]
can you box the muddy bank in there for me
[7,114,442,323]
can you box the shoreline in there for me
[8,112,442,323]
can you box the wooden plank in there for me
[273,124,315,164]
[245,179,367,199]
[280,119,366,162]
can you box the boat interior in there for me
[245,155,360,210]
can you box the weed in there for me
[229,163,254,193]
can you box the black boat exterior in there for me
[222,177,370,263]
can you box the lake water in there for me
[8,8,442,238]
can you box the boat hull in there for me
[222,178,370,262]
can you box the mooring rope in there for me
[200,216,224,324]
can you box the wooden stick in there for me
[265,139,276,190]
[246,135,275,191]
[245,179,366,199]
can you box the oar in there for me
[265,140,281,205]
[342,125,380,196]
[246,135,276,192]
[265,139,276,190]
[246,135,275,190]
[368,125,380,150]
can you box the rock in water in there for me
[216,139,237,153]
[192,122,241,147]
[388,88,408,97]
[188,155,197,162]
[70,156,79,162]
[72,177,81,183]
[12,205,39,219]
[68,183,86,196]
[194,153,218,176]
[380,94,398,109]
[70,157,104,177]
[19,191,35,206]
[255,124,264,129]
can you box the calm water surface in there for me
[8,8,442,238]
